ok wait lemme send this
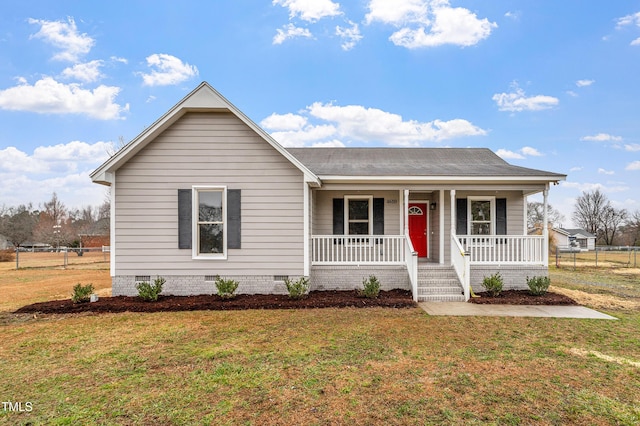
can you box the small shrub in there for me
[0,249,15,262]
[527,276,551,296]
[215,275,239,299]
[360,275,381,299]
[71,283,94,304]
[284,277,310,299]
[481,272,503,297]
[136,276,165,302]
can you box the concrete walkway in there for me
[419,302,617,319]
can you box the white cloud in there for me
[28,17,94,62]
[61,60,104,82]
[496,149,523,160]
[0,141,111,174]
[269,124,337,147]
[139,54,198,86]
[576,79,594,87]
[0,77,128,120]
[492,83,559,112]
[273,24,313,45]
[496,146,542,160]
[561,181,629,193]
[261,112,308,131]
[521,146,543,156]
[616,12,640,45]
[504,11,521,21]
[365,0,428,25]
[110,56,128,64]
[312,140,345,148]
[367,0,496,49]
[308,102,486,145]
[580,133,623,142]
[598,168,615,175]
[569,166,583,172]
[273,0,341,22]
[262,101,486,147]
[624,143,640,152]
[336,21,363,51]
[626,161,640,171]
[566,90,578,97]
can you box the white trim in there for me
[303,181,310,276]
[318,175,564,183]
[344,195,373,236]
[399,190,406,235]
[467,196,496,236]
[109,173,116,277]
[439,190,444,264]
[192,185,228,260]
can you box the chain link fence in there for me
[12,246,110,269]
[555,246,639,269]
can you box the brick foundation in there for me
[310,265,411,291]
[470,265,548,292]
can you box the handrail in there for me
[457,235,545,265]
[311,235,406,264]
[404,234,418,302]
[451,233,470,301]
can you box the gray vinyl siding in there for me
[312,189,402,235]
[114,111,304,276]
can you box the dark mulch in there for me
[469,290,577,305]
[14,289,416,315]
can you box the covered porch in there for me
[307,187,552,302]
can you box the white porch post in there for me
[303,182,310,276]
[109,173,116,277]
[439,190,445,264]
[543,184,549,267]
[403,189,409,235]
[450,189,456,265]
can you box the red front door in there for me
[408,203,428,257]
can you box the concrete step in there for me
[418,286,463,295]
[417,294,466,302]
[418,278,461,287]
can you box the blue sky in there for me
[1,1,639,225]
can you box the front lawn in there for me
[1,307,639,424]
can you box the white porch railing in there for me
[457,235,545,265]
[404,235,419,302]
[451,233,471,301]
[311,235,407,264]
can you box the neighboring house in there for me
[91,82,566,302]
[551,228,596,251]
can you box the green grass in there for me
[1,308,639,425]
[1,268,639,425]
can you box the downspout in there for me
[543,183,549,267]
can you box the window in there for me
[468,197,495,235]
[345,196,373,235]
[193,186,226,258]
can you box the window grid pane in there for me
[196,189,224,255]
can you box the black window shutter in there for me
[333,198,344,234]
[373,198,384,235]
[456,198,467,235]
[227,189,241,249]
[496,198,507,235]
[178,189,192,249]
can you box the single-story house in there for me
[551,228,596,251]
[90,82,566,302]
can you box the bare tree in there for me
[572,189,609,236]
[572,189,628,245]
[32,193,74,249]
[527,202,565,231]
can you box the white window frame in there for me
[192,185,227,260]
[467,196,495,237]
[344,195,373,236]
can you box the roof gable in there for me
[90,82,319,186]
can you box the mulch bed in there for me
[14,289,416,314]
[469,290,577,305]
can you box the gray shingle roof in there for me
[286,148,566,179]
